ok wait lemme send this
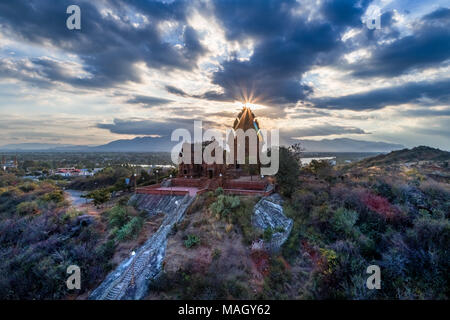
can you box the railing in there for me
[135,188,189,196]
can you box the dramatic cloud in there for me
[0,0,449,150]
[96,117,219,136]
[126,95,173,108]
[169,0,370,106]
[0,0,206,88]
[282,123,367,139]
[350,7,450,78]
[313,79,450,111]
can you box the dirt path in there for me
[65,189,100,217]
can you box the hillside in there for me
[353,146,450,167]
[1,145,449,300]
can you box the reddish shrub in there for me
[250,250,270,277]
[360,191,401,221]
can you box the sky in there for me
[0,0,449,150]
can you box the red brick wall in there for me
[136,188,189,196]
[224,181,266,190]
[171,178,207,188]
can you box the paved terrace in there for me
[136,177,274,197]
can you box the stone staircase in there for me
[89,194,194,300]
[131,193,185,216]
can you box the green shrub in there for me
[116,217,144,241]
[87,189,110,206]
[106,205,129,228]
[228,198,258,244]
[41,190,65,204]
[16,201,39,216]
[214,187,224,196]
[210,195,240,217]
[184,234,200,248]
[331,208,358,236]
[19,182,37,193]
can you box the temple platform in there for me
[136,177,274,197]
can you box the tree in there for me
[87,189,110,206]
[139,170,151,184]
[308,160,333,179]
[275,146,301,197]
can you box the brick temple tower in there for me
[178,106,262,178]
[232,106,262,171]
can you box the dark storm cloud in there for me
[313,79,450,111]
[283,123,367,138]
[126,95,173,107]
[178,0,371,106]
[350,7,450,78]
[321,0,371,27]
[423,7,450,21]
[165,85,190,97]
[96,117,220,136]
[0,0,206,88]
[166,84,230,101]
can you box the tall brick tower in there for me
[232,106,262,170]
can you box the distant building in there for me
[1,155,18,171]
[55,168,81,177]
[53,167,103,177]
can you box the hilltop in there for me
[353,146,450,167]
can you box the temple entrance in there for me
[208,169,213,179]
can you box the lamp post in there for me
[130,251,136,286]
[169,174,173,196]
[133,173,137,193]
[156,170,159,184]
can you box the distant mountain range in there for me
[299,138,404,152]
[0,137,405,153]
[0,137,170,152]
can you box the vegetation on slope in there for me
[1,145,449,300]
[149,146,449,300]
[0,171,151,299]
